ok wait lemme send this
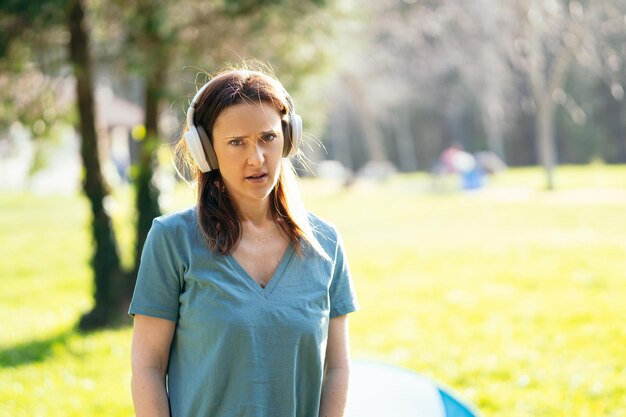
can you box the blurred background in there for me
[1,0,626,416]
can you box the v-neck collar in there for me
[226,242,296,298]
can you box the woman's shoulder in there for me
[306,211,340,244]
[152,205,198,235]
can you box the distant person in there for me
[128,68,359,417]
[431,142,477,191]
[439,142,475,175]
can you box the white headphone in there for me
[184,77,303,173]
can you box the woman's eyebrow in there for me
[223,129,278,139]
[261,129,280,135]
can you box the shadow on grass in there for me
[0,327,75,368]
[0,314,133,369]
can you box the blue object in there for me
[345,360,481,417]
[461,167,485,190]
[462,168,485,190]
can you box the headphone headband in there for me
[186,81,212,130]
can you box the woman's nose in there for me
[246,142,264,166]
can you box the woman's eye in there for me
[228,139,244,146]
[262,133,277,142]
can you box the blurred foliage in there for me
[320,0,626,177]
[0,0,66,61]
[0,0,349,158]
[84,0,349,134]
[0,0,73,151]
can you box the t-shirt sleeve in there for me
[329,229,359,318]
[128,219,183,322]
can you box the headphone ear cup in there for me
[196,125,219,170]
[184,126,212,172]
[284,112,302,158]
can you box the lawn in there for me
[1,165,625,416]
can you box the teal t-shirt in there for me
[129,206,358,417]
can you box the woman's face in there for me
[212,101,284,207]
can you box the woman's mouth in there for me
[246,173,268,182]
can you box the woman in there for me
[129,68,359,417]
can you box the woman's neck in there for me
[236,198,273,227]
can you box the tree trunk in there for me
[131,60,164,284]
[528,32,557,190]
[393,110,418,172]
[480,95,506,162]
[536,98,556,190]
[68,0,123,329]
[484,116,505,162]
[345,76,387,163]
[613,99,626,163]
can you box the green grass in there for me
[1,165,626,416]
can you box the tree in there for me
[0,0,125,328]
[68,0,125,328]
[121,0,168,283]
[508,1,587,189]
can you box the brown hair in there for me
[175,69,328,259]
